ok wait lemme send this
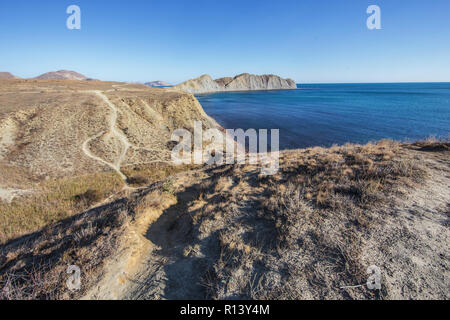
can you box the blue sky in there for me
[1,0,449,84]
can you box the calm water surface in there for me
[196,83,450,150]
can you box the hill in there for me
[0,78,223,231]
[0,72,19,79]
[0,139,448,300]
[0,78,448,300]
[175,73,297,94]
[34,70,90,81]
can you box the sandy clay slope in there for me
[0,79,220,201]
[1,139,447,300]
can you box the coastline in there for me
[0,79,448,301]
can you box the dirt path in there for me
[81,90,173,185]
[81,90,132,182]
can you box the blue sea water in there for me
[196,83,450,150]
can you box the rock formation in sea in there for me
[175,73,297,94]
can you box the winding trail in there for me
[82,90,131,182]
[81,90,172,188]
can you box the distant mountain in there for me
[175,73,297,94]
[35,70,89,81]
[144,81,172,87]
[0,72,19,79]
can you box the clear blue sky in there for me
[1,0,449,84]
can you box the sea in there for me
[196,83,450,150]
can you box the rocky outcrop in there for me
[35,70,89,81]
[175,73,297,94]
[175,74,223,94]
[0,72,19,79]
[226,73,297,92]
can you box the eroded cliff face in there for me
[225,73,297,92]
[175,73,297,94]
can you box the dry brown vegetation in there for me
[1,141,449,300]
[0,171,124,244]
[0,78,218,243]
[0,162,199,244]
[0,173,183,300]
[89,141,450,300]
[180,140,430,300]
[122,163,198,188]
[412,137,450,152]
[0,79,218,190]
[0,195,133,299]
[0,79,448,300]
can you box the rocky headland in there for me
[175,73,297,94]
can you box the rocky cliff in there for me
[175,73,297,94]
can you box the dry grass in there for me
[1,140,448,300]
[0,171,124,244]
[0,263,58,300]
[0,176,180,300]
[122,162,197,187]
[0,162,198,244]
[0,204,132,300]
[175,141,429,300]
[411,137,450,152]
[0,78,218,190]
[276,139,425,208]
